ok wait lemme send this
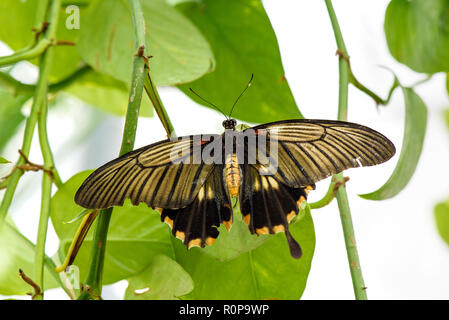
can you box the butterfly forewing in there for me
[248,119,396,188]
[74,135,219,209]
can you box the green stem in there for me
[0,0,61,228]
[0,0,57,68]
[324,0,368,300]
[309,176,337,209]
[0,39,52,68]
[0,65,92,96]
[33,0,62,300]
[77,0,148,300]
[144,74,175,138]
[347,64,399,106]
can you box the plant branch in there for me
[309,176,349,209]
[77,0,148,300]
[33,0,63,300]
[324,0,368,300]
[0,65,92,96]
[335,50,399,106]
[0,0,61,228]
[144,72,175,138]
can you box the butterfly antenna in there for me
[228,73,254,118]
[189,88,228,119]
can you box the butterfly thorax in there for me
[225,153,241,197]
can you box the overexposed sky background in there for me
[1,0,449,299]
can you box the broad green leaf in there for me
[177,0,302,124]
[201,202,270,261]
[50,171,174,284]
[0,156,11,164]
[0,86,30,152]
[385,0,449,73]
[0,0,83,81]
[434,199,449,246]
[77,0,214,86]
[175,206,315,300]
[0,221,59,296]
[64,71,153,117]
[124,255,193,300]
[360,87,427,200]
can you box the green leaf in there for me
[384,0,449,73]
[175,206,315,300]
[64,71,153,117]
[0,156,11,164]
[177,0,302,124]
[0,221,59,296]
[0,1,83,81]
[0,86,30,152]
[77,0,214,86]
[124,255,194,300]
[50,171,174,285]
[201,202,270,261]
[434,199,449,246]
[360,87,427,200]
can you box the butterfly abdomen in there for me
[225,153,241,197]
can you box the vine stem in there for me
[0,0,57,227]
[0,65,91,96]
[77,0,148,300]
[33,0,62,300]
[324,0,368,300]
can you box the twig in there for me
[0,0,62,228]
[33,0,63,300]
[18,269,42,300]
[310,176,350,209]
[335,50,399,106]
[0,65,92,96]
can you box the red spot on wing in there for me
[194,138,212,146]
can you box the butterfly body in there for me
[225,153,241,197]
[75,119,395,258]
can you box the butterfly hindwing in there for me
[239,164,314,258]
[74,135,219,209]
[159,164,233,249]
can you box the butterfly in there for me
[74,117,395,259]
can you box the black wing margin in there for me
[159,164,233,249]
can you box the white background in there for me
[1,0,449,299]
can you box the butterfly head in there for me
[222,118,237,130]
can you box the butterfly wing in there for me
[74,135,220,210]
[246,119,396,188]
[160,164,233,249]
[239,164,312,258]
